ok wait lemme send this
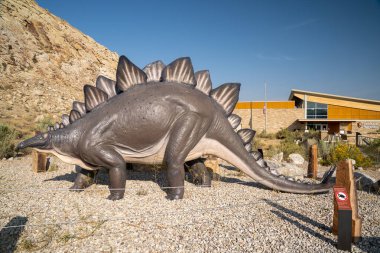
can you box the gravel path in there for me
[0,157,379,252]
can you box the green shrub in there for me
[265,144,280,158]
[322,143,373,168]
[362,139,380,164]
[279,140,305,159]
[276,128,293,140]
[34,115,54,132]
[252,138,264,150]
[318,140,333,165]
[303,129,320,140]
[276,128,304,142]
[0,124,18,159]
[257,130,275,139]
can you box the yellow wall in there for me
[328,105,380,120]
[235,101,294,110]
[292,92,380,111]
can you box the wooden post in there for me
[204,155,220,181]
[307,144,318,179]
[355,132,361,147]
[332,160,362,242]
[32,151,48,173]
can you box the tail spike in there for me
[245,143,252,153]
[237,129,255,145]
[228,114,241,129]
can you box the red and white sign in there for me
[337,192,347,201]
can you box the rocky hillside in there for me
[0,0,119,134]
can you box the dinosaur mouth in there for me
[16,134,49,151]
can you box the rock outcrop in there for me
[0,0,118,133]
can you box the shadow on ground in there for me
[0,216,28,253]
[264,198,335,245]
[44,167,272,192]
[264,199,380,252]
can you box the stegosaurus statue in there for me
[17,56,333,200]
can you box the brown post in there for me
[307,144,318,179]
[204,155,220,181]
[332,160,362,242]
[32,150,48,173]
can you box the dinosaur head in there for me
[16,132,52,151]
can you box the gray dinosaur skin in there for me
[17,81,332,200]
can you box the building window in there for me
[307,102,327,119]
[307,123,328,131]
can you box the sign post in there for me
[334,187,352,251]
[332,160,362,246]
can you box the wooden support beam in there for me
[307,144,318,179]
[332,160,362,242]
[32,151,48,173]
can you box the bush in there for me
[265,144,280,158]
[303,129,320,140]
[0,124,18,159]
[257,130,275,139]
[276,128,304,142]
[362,139,380,164]
[279,140,305,159]
[276,128,293,140]
[318,140,333,164]
[252,138,264,150]
[34,115,54,132]
[322,143,373,168]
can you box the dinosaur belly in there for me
[35,149,97,171]
[117,134,170,164]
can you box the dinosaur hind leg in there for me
[164,112,206,200]
[186,159,212,187]
[69,166,98,191]
[81,147,127,200]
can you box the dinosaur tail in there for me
[209,124,334,194]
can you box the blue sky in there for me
[36,0,380,101]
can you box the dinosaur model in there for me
[17,56,333,200]
[48,71,252,190]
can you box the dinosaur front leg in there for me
[81,147,127,200]
[164,113,205,200]
[108,165,127,200]
[70,166,98,191]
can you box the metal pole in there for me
[264,82,267,133]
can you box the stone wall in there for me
[232,108,304,133]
